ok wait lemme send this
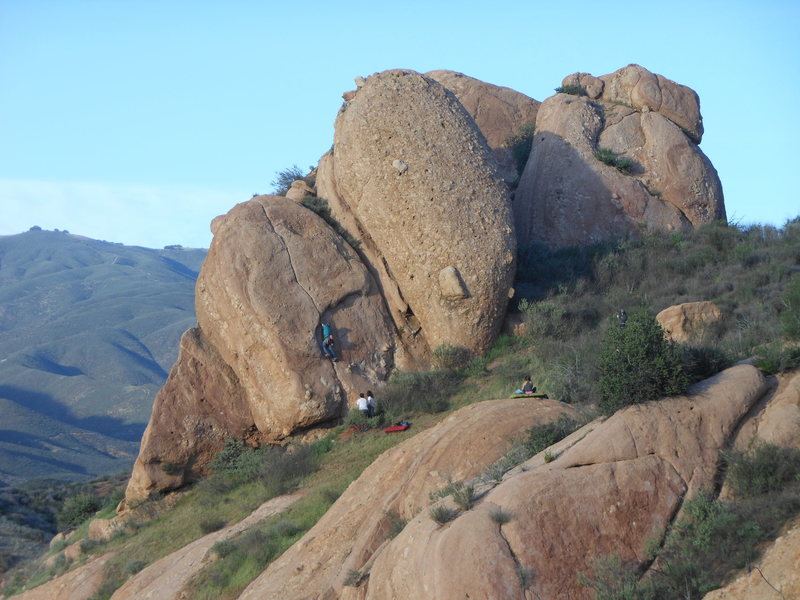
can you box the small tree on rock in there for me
[598,311,688,414]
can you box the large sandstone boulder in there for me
[124,196,395,504]
[363,365,767,600]
[656,301,723,344]
[320,69,516,359]
[239,398,575,600]
[426,70,540,182]
[514,64,725,249]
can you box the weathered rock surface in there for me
[324,69,516,356]
[285,179,314,202]
[732,369,800,452]
[364,365,767,600]
[515,64,725,249]
[656,301,723,344]
[14,552,116,600]
[110,493,301,600]
[125,195,395,504]
[239,397,575,600]
[426,69,540,182]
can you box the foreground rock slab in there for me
[111,493,301,600]
[365,365,766,600]
[239,397,574,599]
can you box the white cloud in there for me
[0,179,249,248]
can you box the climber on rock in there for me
[322,332,338,362]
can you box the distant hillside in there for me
[0,229,205,486]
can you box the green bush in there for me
[555,84,587,96]
[382,370,460,418]
[682,345,732,382]
[271,165,306,195]
[725,442,800,497]
[597,311,688,414]
[578,554,641,600]
[56,492,101,531]
[594,148,634,174]
[753,342,800,374]
[524,414,580,456]
[488,506,512,524]
[780,275,800,339]
[429,505,456,525]
[198,518,226,534]
[506,121,536,174]
[431,344,473,372]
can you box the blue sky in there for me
[1,0,798,248]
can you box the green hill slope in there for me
[0,229,205,486]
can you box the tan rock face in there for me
[239,398,575,600]
[111,494,300,600]
[14,552,115,600]
[515,65,725,249]
[125,196,395,504]
[328,69,517,356]
[656,301,723,344]
[426,69,540,182]
[285,179,314,202]
[363,365,767,600]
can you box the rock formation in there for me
[363,365,766,600]
[125,196,395,504]
[656,301,724,344]
[514,64,725,248]
[426,70,540,182]
[318,69,517,361]
[239,397,575,599]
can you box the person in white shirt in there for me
[357,392,369,416]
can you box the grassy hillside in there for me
[0,229,205,486]
[6,218,798,598]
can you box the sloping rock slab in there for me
[365,365,767,600]
[239,398,574,600]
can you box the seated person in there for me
[515,376,536,395]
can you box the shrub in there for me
[488,506,512,524]
[124,559,147,575]
[343,569,362,586]
[271,165,306,195]
[578,554,642,600]
[450,483,475,511]
[382,370,460,418]
[725,442,800,497]
[199,518,226,534]
[429,505,456,525]
[524,414,580,456]
[753,342,800,374]
[779,275,800,339]
[56,492,101,531]
[555,84,587,96]
[384,510,407,539]
[431,344,473,372]
[597,311,688,414]
[310,435,334,457]
[506,121,536,174]
[594,148,634,174]
[682,345,732,383]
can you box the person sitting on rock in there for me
[515,376,536,395]
[357,392,369,417]
[322,333,338,362]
